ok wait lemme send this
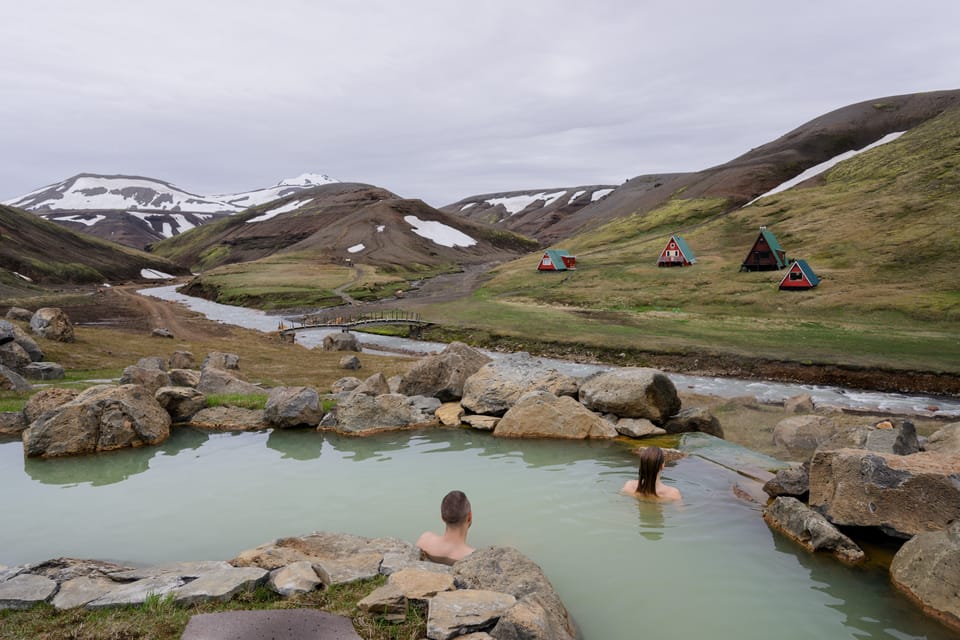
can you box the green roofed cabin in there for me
[740,226,788,271]
[538,249,576,271]
[779,259,820,290]
[657,235,696,267]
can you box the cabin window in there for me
[758,251,770,259]
[790,271,803,281]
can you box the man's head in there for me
[441,490,471,526]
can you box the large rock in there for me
[169,351,195,370]
[399,342,492,402]
[890,520,960,632]
[453,546,577,640]
[359,568,455,622]
[10,323,43,362]
[188,406,266,431]
[427,590,516,640]
[461,353,579,417]
[772,415,838,452]
[120,365,171,394]
[86,575,185,609]
[331,377,361,394]
[24,387,79,423]
[136,356,167,371]
[578,367,680,423]
[494,391,617,440]
[820,420,920,455]
[0,574,57,610]
[663,407,723,438]
[436,402,465,427]
[264,386,323,428]
[268,561,322,596]
[197,367,263,396]
[763,497,865,563]
[52,576,117,610]
[0,341,31,372]
[23,384,171,457]
[808,448,960,538]
[0,411,27,436]
[5,307,33,322]
[173,566,268,605]
[763,462,810,498]
[155,386,206,422]
[350,373,390,397]
[30,307,75,342]
[333,393,440,434]
[169,369,201,388]
[23,362,65,380]
[202,352,240,370]
[926,422,960,455]
[339,355,362,370]
[323,332,360,352]
[615,417,666,438]
[0,365,31,392]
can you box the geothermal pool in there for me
[1,428,954,639]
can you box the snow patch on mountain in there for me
[486,190,567,215]
[404,215,477,247]
[590,188,614,202]
[140,268,175,279]
[246,198,312,223]
[129,212,198,238]
[52,214,105,226]
[745,131,905,206]
[218,173,339,208]
[348,243,365,253]
[568,190,586,204]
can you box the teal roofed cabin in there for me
[538,249,576,271]
[657,234,697,267]
[741,226,788,271]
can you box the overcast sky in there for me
[2,1,958,207]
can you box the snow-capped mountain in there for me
[3,172,341,249]
[3,174,242,213]
[217,173,339,208]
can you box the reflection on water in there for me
[3,428,956,640]
[24,427,209,487]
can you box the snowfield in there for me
[52,214,105,226]
[246,199,312,223]
[590,188,614,201]
[403,215,477,247]
[746,131,906,205]
[218,173,338,208]
[485,191,567,215]
[347,243,365,253]
[140,269,175,279]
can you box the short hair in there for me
[441,490,471,525]
[637,446,665,496]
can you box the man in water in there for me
[416,490,475,565]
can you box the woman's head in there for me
[637,446,665,496]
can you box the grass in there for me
[0,578,427,640]
[204,393,269,410]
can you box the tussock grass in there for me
[204,393,269,410]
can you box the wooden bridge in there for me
[278,309,432,338]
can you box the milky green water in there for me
[1,428,954,639]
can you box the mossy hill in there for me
[0,204,186,296]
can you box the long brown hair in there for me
[637,446,665,496]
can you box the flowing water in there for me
[1,429,955,639]
[139,285,960,418]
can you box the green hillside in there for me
[414,107,960,372]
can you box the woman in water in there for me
[622,445,682,501]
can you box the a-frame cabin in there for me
[778,259,820,290]
[741,226,788,271]
[657,235,696,267]
[538,249,576,271]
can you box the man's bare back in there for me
[415,531,474,565]
[417,490,475,565]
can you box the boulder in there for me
[387,375,403,393]
[350,373,390,397]
[820,420,920,455]
[264,386,323,428]
[136,356,167,371]
[169,369,201,388]
[5,307,33,322]
[0,365,31,392]
[926,422,960,455]
[578,367,680,423]
[152,328,174,339]
[0,411,27,436]
[784,394,814,414]
[0,320,12,345]
[462,415,499,431]
[808,449,960,538]
[331,377,362,394]
[30,307,75,342]
[339,355,362,370]
[461,353,579,417]
[52,576,117,610]
[0,341,31,372]
[23,387,79,423]
[427,590,516,640]
[120,365,171,393]
[615,418,666,438]
[436,403,465,427]
[169,351,195,370]
[663,407,723,438]
[0,574,57,610]
[268,561,321,596]
[86,575,185,608]
[890,520,960,632]
[763,497,865,563]
[188,406,266,431]
[494,391,617,440]
[333,393,440,434]
[772,415,838,452]
[398,342,492,402]
[23,362,65,380]
[763,462,810,499]
[359,568,455,622]
[322,332,361,352]
[172,566,268,605]
[155,386,206,422]
[453,546,577,640]
[197,367,263,396]
[23,384,172,457]
[202,352,240,370]
[10,324,43,362]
